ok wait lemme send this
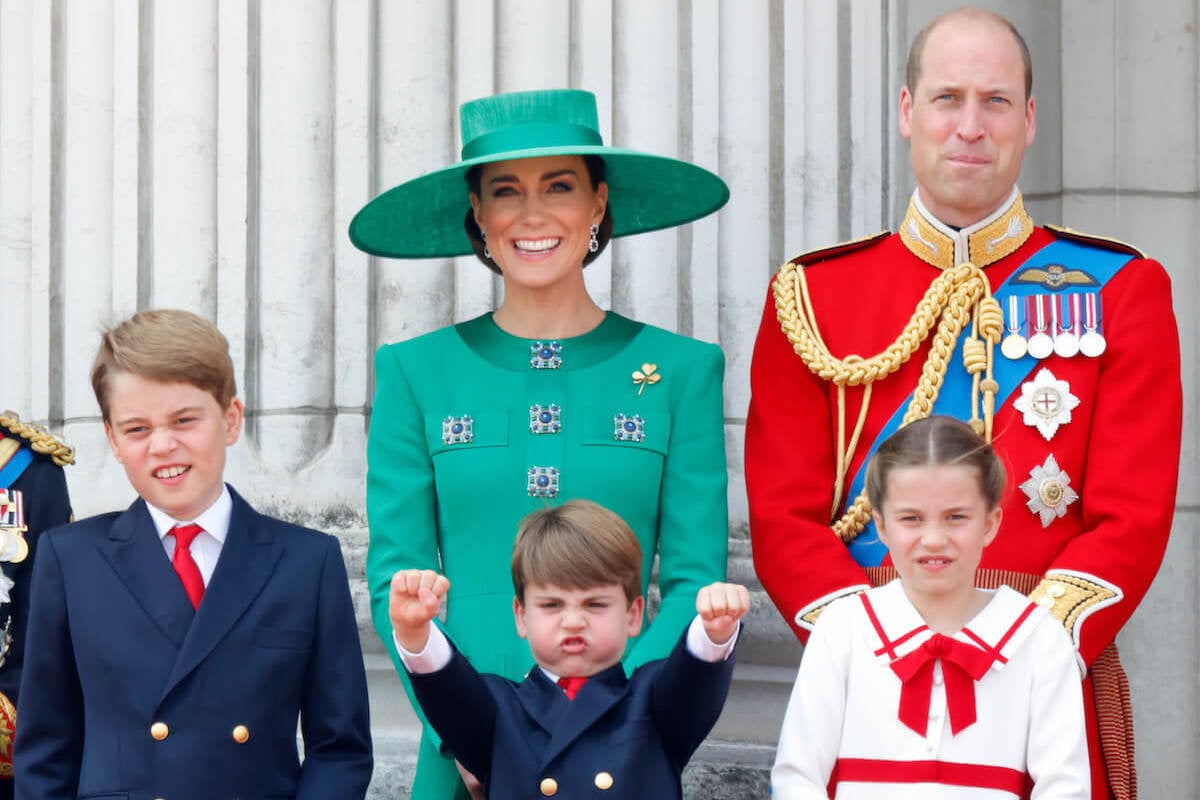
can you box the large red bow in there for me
[890,633,995,736]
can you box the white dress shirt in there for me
[145,486,232,586]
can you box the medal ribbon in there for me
[844,238,1135,566]
[890,633,996,736]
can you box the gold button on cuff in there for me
[232,724,250,744]
[150,721,169,741]
[539,777,558,796]
[594,771,614,790]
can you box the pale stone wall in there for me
[1,1,1195,795]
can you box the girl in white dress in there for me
[771,415,1089,799]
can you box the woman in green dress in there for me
[350,89,730,800]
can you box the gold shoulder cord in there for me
[0,412,76,467]
[772,260,1002,542]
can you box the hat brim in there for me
[348,146,730,259]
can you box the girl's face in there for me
[470,155,607,296]
[873,462,1002,618]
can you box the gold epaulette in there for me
[784,231,891,268]
[1045,223,1145,259]
[0,412,75,467]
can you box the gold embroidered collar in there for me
[898,189,1033,270]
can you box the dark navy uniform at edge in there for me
[0,413,74,800]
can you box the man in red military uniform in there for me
[746,8,1181,800]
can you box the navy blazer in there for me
[14,487,372,800]
[410,628,736,799]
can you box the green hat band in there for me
[462,122,603,161]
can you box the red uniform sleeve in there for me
[1039,257,1181,666]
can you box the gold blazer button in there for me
[594,771,614,790]
[539,777,558,796]
[150,721,169,741]
[232,724,250,743]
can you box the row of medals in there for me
[999,292,1105,361]
[0,491,27,564]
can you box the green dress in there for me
[366,312,729,799]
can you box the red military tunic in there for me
[746,190,1182,800]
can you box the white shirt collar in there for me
[147,484,232,545]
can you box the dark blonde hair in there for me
[866,415,1006,512]
[91,309,238,422]
[511,499,642,605]
[906,6,1033,101]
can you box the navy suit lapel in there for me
[161,489,281,699]
[516,669,570,736]
[521,663,629,766]
[99,499,194,648]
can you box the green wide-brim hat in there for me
[349,89,730,259]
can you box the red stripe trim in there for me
[887,626,929,651]
[993,602,1038,652]
[960,627,1004,664]
[860,594,929,659]
[961,601,1038,666]
[859,594,897,658]
[833,757,1027,795]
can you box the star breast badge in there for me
[1013,369,1080,441]
[1020,455,1079,528]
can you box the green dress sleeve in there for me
[364,342,444,746]
[624,341,729,669]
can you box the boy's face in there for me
[514,583,643,678]
[104,371,244,522]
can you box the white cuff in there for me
[686,615,739,662]
[395,625,453,674]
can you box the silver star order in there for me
[0,573,12,604]
[1020,454,1079,528]
[1013,368,1080,441]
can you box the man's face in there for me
[898,15,1036,227]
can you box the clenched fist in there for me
[695,582,751,645]
[389,569,451,653]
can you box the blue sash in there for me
[0,445,33,489]
[845,238,1135,565]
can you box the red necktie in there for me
[557,676,587,700]
[889,633,995,735]
[171,524,206,609]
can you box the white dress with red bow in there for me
[771,579,1089,799]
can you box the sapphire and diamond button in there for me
[442,415,473,445]
[529,403,562,435]
[613,413,645,442]
[527,467,560,498]
[530,340,563,369]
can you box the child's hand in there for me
[389,569,450,653]
[696,582,751,645]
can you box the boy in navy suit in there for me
[14,309,373,800]
[389,499,749,799]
